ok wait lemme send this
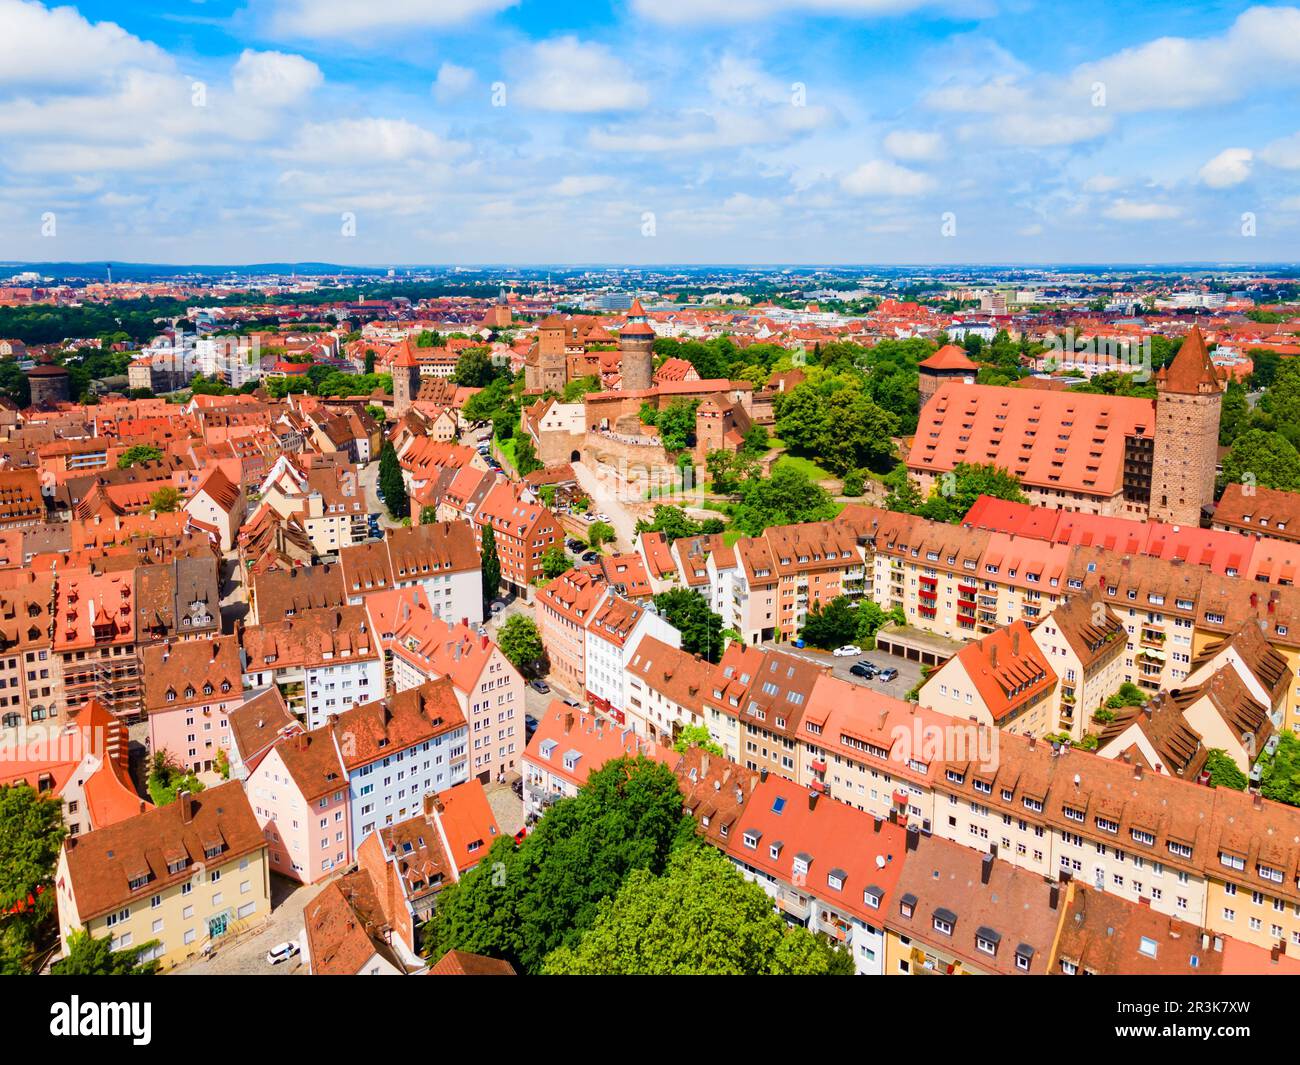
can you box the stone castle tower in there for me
[618,298,655,392]
[524,315,568,393]
[1149,326,1223,525]
[917,343,979,409]
[391,344,421,416]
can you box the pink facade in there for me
[244,735,351,884]
[147,695,237,774]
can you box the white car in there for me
[266,941,300,966]
[832,645,863,657]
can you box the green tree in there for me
[0,784,66,973]
[148,486,182,513]
[634,504,706,544]
[1204,750,1248,791]
[882,463,923,514]
[513,434,542,477]
[562,375,600,402]
[588,521,615,548]
[653,588,724,662]
[480,523,501,603]
[918,462,1027,524]
[1105,681,1149,709]
[841,469,866,497]
[1218,380,1250,446]
[800,597,859,649]
[364,349,376,375]
[854,600,904,647]
[731,466,838,537]
[705,449,758,495]
[117,444,164,469]
[378,440,408,520]
[541,846,853,975]
[146,751,204,807]
[453,349,499,388]
[1260,732,1300,806]
[672,724,723,756]
[425,757,692,973]
[541,546,570,580]
[655,400,699,452]
[1220,429,1300,492]
[51,929,159,976]
[496,614,544,671]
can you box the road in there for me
[570,460,638,551]
[172,874,331,976]
[359,458,403,531]
[759,641,925,698]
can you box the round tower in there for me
[618,298,655,392]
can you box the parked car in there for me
[489,599,507,613]
[879,667,899,682]
[832,645,863,657]
[849,663,871,678]
[530,679,551,694]
[476,625,488,637]
[562,697,581,708]
[266,941,300,966]
[580,551,599,563]
[566,538,585,552]
[792,638,806,648]
[525,714,539,735]
[856,660,879,676]
[511,777,525,797]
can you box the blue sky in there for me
[2,0,1300,265]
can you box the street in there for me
[171,874,331,976]
[569,460,639,551]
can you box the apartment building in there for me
[583,593,680,727]
[387,603,524,782]
[54,783,270,970]
[535,567,608,695]
[334,679,469,847]
[240,606,383,728]
[142,634,242,773]
[244,725,350,882]
[624,635,715,741]
[339,520,482,624]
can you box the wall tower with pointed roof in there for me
[1149,326,1223,525]
[618,298,655,392]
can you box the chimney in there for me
[808,790,819,811]
[1134,762,1143,781]
[873,815,883,833]
[179,789,194,824]
[980,852,993,885]
[139,799,147,814]
[1254,792,1263,810]
[906,825,919,851]
[989,643,998,669]
[1011,629,1020,656]
[759,767,768,783]
[1028,735,1037,751]
[563,712,574,735]
[1049,883,1060,910]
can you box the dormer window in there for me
[975,928,1000,956]
[933,909,956,936]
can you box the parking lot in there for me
[760,641,926,698]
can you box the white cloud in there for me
[285,118,468,165]
[0,0,172,88]
[884,129,944,162]
[1083,175,1122,193]
[1199,148,1253,188]
[840,159,935,197]
[1070,6,1300,112]
[261,0,518,38]
[925,75,1030,113]
[550,175,614,197]
[1104,199,1182,221]
[516,37,648,112]
[232,49,322,106]
[1260,132,1300,170]
[631,0,933,25]
[432,62,475,104]
[975,112,1112,148]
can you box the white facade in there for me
[348,726,469,845]
[584,608,680,727]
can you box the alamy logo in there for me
[49,997,152,1045]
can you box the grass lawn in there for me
[774,453,834,482]
[723,528,746,547]
[495,435,517,469]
